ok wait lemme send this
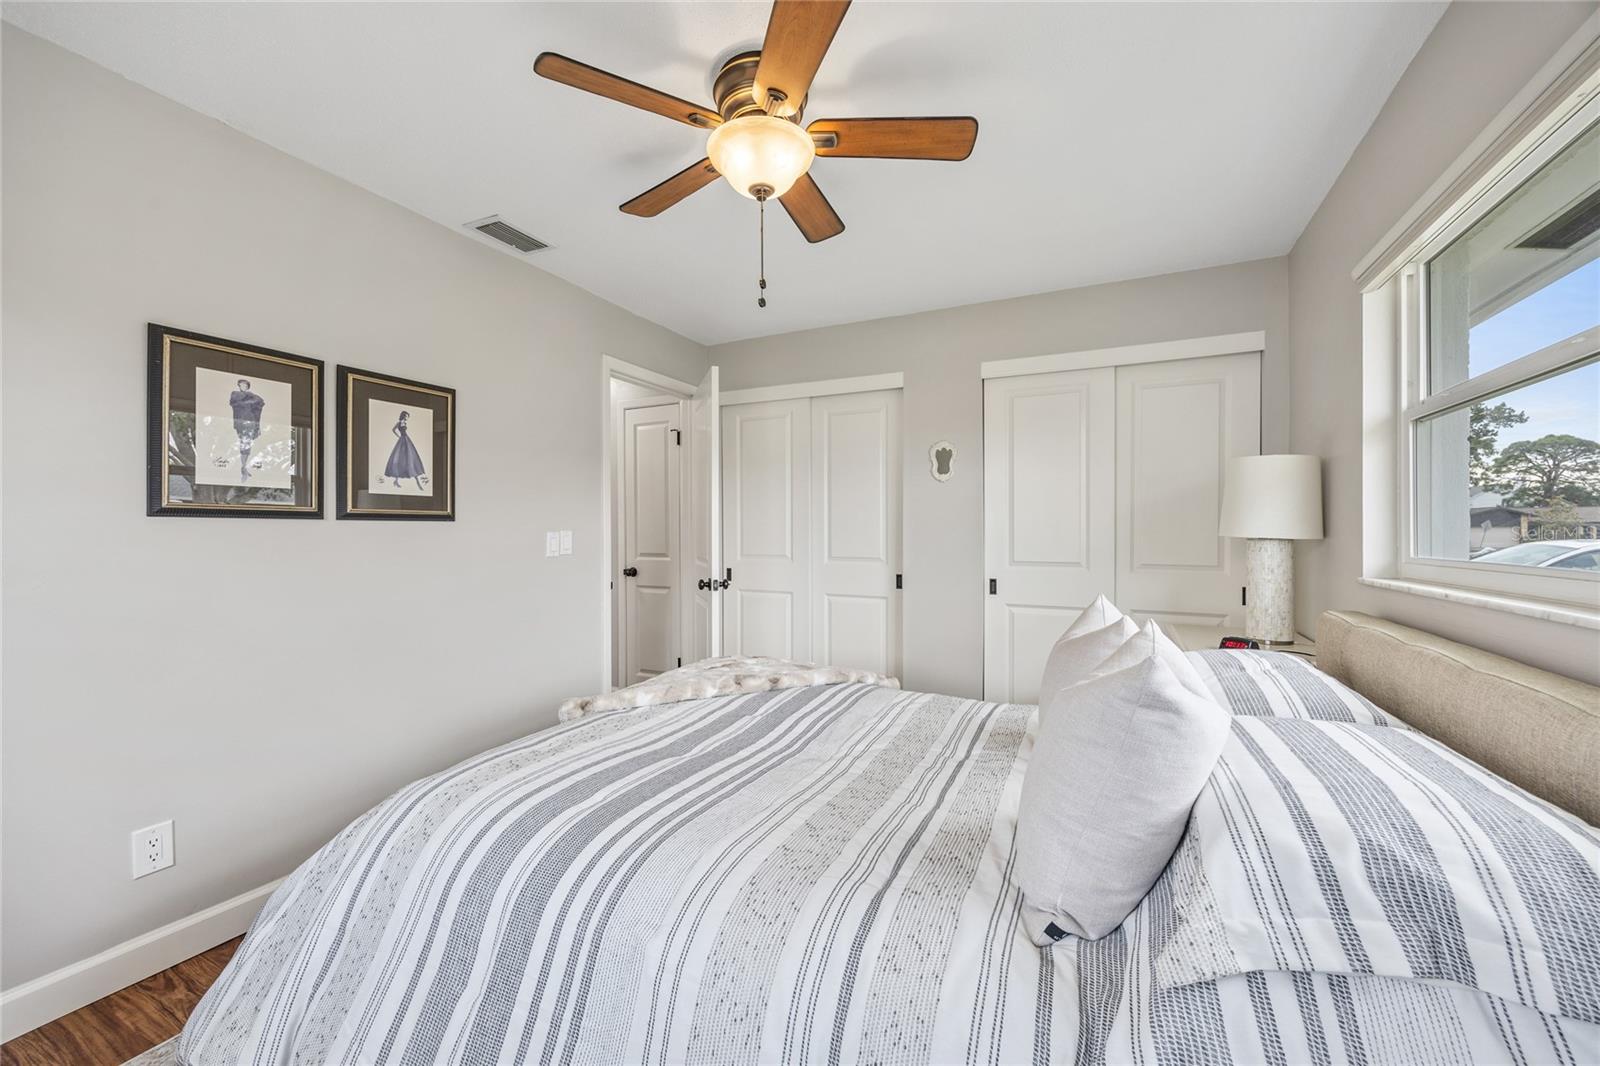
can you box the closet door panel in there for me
[721,399,810,660]
[1115,351,1260,628]
[822,594,889,675]
[735,589,794,658]
[983,369,1116,703]
[1010,389,1088,566]
[812,391,901,676]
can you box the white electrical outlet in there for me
[131,820,174,879]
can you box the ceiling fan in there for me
[534,0,977,306]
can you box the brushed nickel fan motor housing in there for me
[712,50,805,124]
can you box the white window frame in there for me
[1360,20,1600,623]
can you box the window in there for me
[1393,94,1600,611]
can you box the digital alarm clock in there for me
[1217,636,1261,650]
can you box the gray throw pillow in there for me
[1015,654,1231,944]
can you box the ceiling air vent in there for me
[466,215,549,253]
[1517,187,1600,250]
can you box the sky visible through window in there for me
[1468,257,1599,447]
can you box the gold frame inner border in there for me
[160,332,321,511]
[343,372,454,516]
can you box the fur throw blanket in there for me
[558,656,900,722]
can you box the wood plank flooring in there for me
[0,937,241,1066]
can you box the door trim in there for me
[601,355,696,692]
[980,331,1264,380]
[721,372,904,406]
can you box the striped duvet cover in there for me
[179,653,1598,1065]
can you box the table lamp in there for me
[1219,455,1323,645]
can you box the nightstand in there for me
[1162,623,1317,663]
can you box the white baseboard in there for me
[0,878,282,1043]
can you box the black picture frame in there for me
[336,366,456,521]
[147,323,324,518]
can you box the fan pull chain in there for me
[757,195,768,309]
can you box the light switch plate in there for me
[545,531,560,558]
[559,530,573,556]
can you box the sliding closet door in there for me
[1114,351,1260,627]
[721,399,811,659]
[811,391,901,676]
[621,401,681,682]
[983,369,1116,703]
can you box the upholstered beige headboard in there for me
[1317,611,1600,825]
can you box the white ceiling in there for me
[4,1,1445,345]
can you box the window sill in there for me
[1358,577,1600,630]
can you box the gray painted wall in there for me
[1287,0,1600,684]
[1,26,708,987]
[711,258,1290,699]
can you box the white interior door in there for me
[811,391,901,676]
[1115,351,1260,627]
[621,401,681,682]
[983,369,1116,702]
[722,398,811,660]
[687,366,721,662]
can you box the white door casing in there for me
[688,366,721,662]
[1114,351,1260,628]
[721,398,811,660]
[983,369,1117,703]
[621,401,681,682]
[811,391,902,676]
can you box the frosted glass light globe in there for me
[706,114,815,199]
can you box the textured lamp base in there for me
[1245,538,1296,645]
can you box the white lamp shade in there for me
[705,114,815,199]
[1219,454,1323,540]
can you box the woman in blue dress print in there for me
[384,410,427,490]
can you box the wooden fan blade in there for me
[808,117,978,160]
[534,53,721,129]
[620,159,721,217]
[753,0,851,117]
[778,173,844,243]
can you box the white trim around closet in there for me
[979,331,1265,380]
[720,372,904,406]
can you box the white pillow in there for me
[1014,655,1231,944]
[1090,619,1210,700]
[1067,593,1123,634]
[1037,596,1136,709]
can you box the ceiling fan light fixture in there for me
[706,114,815,200]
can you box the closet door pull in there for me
[622,567,638,578]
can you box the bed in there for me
[178,612,1599,1065]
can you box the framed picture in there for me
[147,323,323,518]
[336,367,455,520]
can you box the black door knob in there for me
[697,577,712,590]
[622,567,638,577]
